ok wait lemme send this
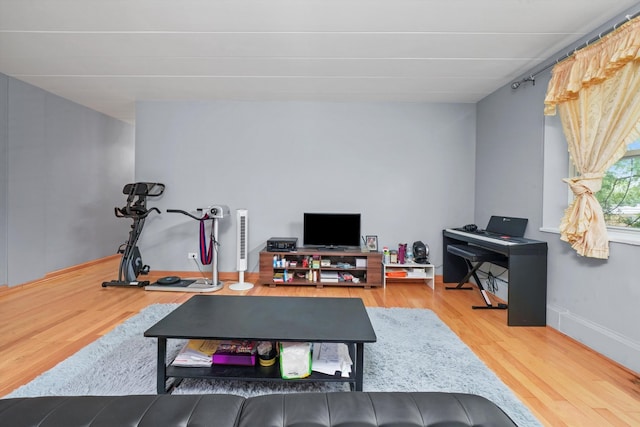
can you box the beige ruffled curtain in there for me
[544,17,640,259]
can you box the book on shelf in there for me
[385,270,407,278]
[171,339,220,367]
[407,269,427,278]
[273,272,293,282]
[320,271,339,282]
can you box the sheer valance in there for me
[545,18,640,116]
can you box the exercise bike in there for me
[102,182,165,288]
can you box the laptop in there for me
[484,216,528,237]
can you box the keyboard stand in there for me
[445,244,508,310]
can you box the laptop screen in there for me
[485,216,528,237]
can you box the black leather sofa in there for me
[0,391,518,426]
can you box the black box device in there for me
[267,237,298,252]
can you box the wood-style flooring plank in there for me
[0,256,638,427]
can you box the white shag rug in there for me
[5,304,541,427]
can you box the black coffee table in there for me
[144,295,377,393]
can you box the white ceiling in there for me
[1,0,639,123]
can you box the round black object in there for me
[157,276,181,285]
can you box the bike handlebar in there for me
[167,208,209,221]
[115,206,161,219]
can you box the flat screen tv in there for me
[303,213,361,249]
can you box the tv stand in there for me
[316,245,360,252]
[259,247,382,288]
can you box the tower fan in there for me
[228,209,254,291]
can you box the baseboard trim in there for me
[548,304,640,374]
[5,255,120,289]
[46,254,120,279]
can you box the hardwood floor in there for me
[1,256,638,426]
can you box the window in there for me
[543,113,640,245]
[593,140,640,230]
[568,141,640,231]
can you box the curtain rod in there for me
[511,11,640,89]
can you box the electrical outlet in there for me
[188,252,197,260]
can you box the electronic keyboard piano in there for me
[443,228,547,326]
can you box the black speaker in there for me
[412,241,429,264]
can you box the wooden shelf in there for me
[259,248,383,288]
[383,262,435,289]
[167,361,353,384]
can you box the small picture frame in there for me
[365,235,378,252]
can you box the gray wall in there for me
[0,74,135,286]
[135,101,476,274]
[476,74,640,373]
[3,5,637,375]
